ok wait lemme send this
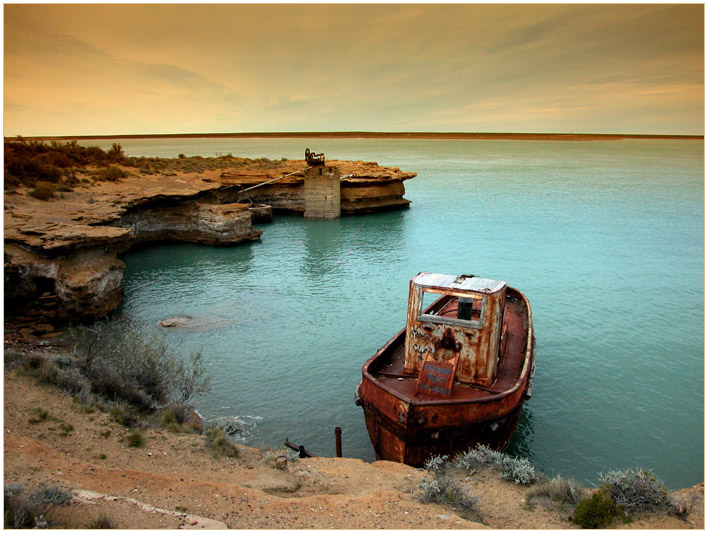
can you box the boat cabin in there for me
[403,273,507,390]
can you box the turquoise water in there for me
[107,137,703,489]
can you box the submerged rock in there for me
[158,314,233,330]
[159,317,194,328]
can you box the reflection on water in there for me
[302,210,407,281]
[506,406,535,462]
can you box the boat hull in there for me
[357,285,534,466]
[359,393,524,465]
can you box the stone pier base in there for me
[304,166,341,219]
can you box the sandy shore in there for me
[3,335,704,530]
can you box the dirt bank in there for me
[3,337,703,529]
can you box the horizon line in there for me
[5,131,703,142]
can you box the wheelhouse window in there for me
[418,288,485,329]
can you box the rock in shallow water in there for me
[159,317,195,328]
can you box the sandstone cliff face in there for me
[117,202,262,246]
[4,243,125,323]
[4,171,261,325]
[341,178,410,214]
[4,158,415,327]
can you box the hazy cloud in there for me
[138,63,228,94]
[3,3,703,136]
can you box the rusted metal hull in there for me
[356,286,534,466]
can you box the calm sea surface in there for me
[94,137,703,489]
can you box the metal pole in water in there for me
[335,426,342,458]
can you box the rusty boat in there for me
[356,272,535,466]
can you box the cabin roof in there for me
[413,272,507,293]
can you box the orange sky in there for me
[3,4,704,136]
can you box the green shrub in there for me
[4,140,129,188]
[29,181,57,200]
[57,421,74,437]
[41,151,73,168]
[159,404,200,434]
[126,430,145,448]
[28,407,49,424]
[599,468,676,515]
[573,487,624,528]
[109,402,139,427]
[97,165,128,182]
[35,163,63,182]
[205,426,239,458]
[107,143,124,161]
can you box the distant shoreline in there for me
[5,131,703,142]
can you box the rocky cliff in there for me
[218,159,415,214]
[4,157,415,328]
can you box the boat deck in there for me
[370,294,529,403]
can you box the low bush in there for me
[126,430,145,448]
[205,426,240,458]
[70,320,211,411]
[159,403,200,434]
[109,402,140,427]
[258,449,289,470]
[418,475,482,522]
[97,165,128,182]
[28,407,49,424]
[34,360,88,395]
[29,181,58,200]
[455,444,539,485]
[4,140,126,188]
[4,483,72,529]
[526,474,584,507]
[9,321,211,443]
[107,143,124,161]
[573,487,624,528]
[86,513,116,529]
[424,454,449,474]
[599,468,676,516]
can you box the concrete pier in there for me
[303,166,341,219]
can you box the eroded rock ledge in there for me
[4,159,415,326]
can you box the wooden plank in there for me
[414,354,459,398]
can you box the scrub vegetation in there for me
[204,426,240,458]
[571,468,688,528]
[453,444,539,484]
[526,474,584,508]
[4,483,73,529]
[4,139,288,191]
[5,320,212,436]
[418,474,483,522]
[419,447,688,528]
